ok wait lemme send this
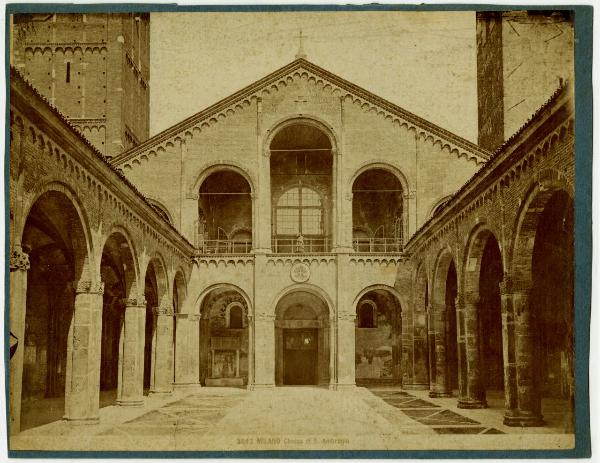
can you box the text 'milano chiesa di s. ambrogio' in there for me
[8,11,575,438]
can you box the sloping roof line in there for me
[112,57,491,164]
[404,81,570,251]
[10,66,195,251]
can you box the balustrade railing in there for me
[197,239,252,254]
[352,237,403,253]
[271,236,332,254]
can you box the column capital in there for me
[255,313,275,322]
[153,305,174,316]
[499,277,533,296]
[187,313,201,322]
[263,147,271,158]
[10,247,30,272]
[73,280,104,295]
[120,297,146,308]
[338,312,356,322]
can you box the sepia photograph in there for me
[5,3,592,457]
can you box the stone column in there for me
[430,304,452,397]
[400,310,414,387]
[149,305,175,395]
[457,292,486,408]
[336,312,356,390]
[406,310,429,390]
[246,315,255,389]
[252,313,275,389]
[499,279,519,424]
[173,313,201,388]
[117,298,146,406]
[329,316,337,388]
[255,141,272,253]
[64,280,104,423]
[9,247,29,435]
[426,306,437,394]
[507,282,544,426]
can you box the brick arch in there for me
[98,226,140,300]
[352,284,405,311]
[172,268,187,314]
[264,115,339,154]
[188,162,256,198]
[349,161,411,194]
[20,180,95,285]
[432,247,456,309]
[143,253,170,307]
[510,172,574,285]
[462,224,503,296]
[194,283,252,316]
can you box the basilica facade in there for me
[8,11,575,437]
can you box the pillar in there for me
[400,310,414,387]
[252,313,275,389]
[504,281,544,426]
[429,304,452,397]
[173,313,201,388]
[64,280,104,422]
[246,315,255,389]
[328,316,336,388]
[117,298,146,406]
[149,305,174,395]
[255,122,271,253]
[405,309,429,390]
[336,312,356,389]
[9,247,29,435]
[457,292,486,408]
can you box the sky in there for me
[149,11,478,142]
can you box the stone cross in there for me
[295,29,308,59]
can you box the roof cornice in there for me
[112,58,491,166]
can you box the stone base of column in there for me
[248,383,275,390]
[503,411,545,427]
[65,416,100,425]
[330,383,356,391]
[149,388,173,396]
[429,391,453,398]
[402,383,430,390]
[116,399,144,407]
[457,398,487,409]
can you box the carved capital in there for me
[263,147,271,158]
[499,277,532,296]
[121,297,146,308]
[345,192,353,202]
[73,280,104,295]
[255,313,275,322]
[338,312,356,322]
[187,314,201,322]
[403,190,416,200]
[153,306,174,316]
[10,248,30,272]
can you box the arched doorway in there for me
[99,231,138,407]
[197,170,252,253]
[270,122,333,253]
[354,288,402,386]
[430,252,459,397]
[352,168,405,252]
[461,227,503,409]
[275,291,330,386]
[19,190,91,430]
[199,287,249,387]
[513,186,574,428]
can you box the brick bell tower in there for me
[11,13,150,159]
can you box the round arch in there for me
[271,283,334,316]
[349,161,411,194]
[97,225,141,298]
[19,181,95,280]
[264,115,339,154]
[143,253,170,305]
[352,283,405,310]
[432,247,456,308]
[462,223,504,296]
[510,177,574,284]
[188,162,256,198]
[194,283,253,315]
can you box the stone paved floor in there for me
[11,386,574,452]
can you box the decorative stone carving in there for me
[10,248,30,272]
[290,262,310,283]
[254,313,275,322]
[153,306,174,316]
[73,280,104,295]
[120,298,146,308]
[338,312,356,322]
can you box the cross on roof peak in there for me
[295,29,308,60]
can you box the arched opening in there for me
[199,287,249,387]
[20,190,89,430]
[355,289,402,386]
[198,170,252,253]
[99,232,137,407]
[412,265,430,388]
[431,252,459,397]
[275,291,330,386]
[270,123,333,253]
[352,168,404,252]
[172,271,186,383]
[517,188,574,429]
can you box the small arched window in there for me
[275,186,323,235]
[358,301,377,328]
[228,305,244,329]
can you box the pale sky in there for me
[150,11,478,142]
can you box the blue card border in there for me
[4,3,593,459]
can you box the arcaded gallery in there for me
[9,10,576,438]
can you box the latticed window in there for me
[275,186,323,235]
